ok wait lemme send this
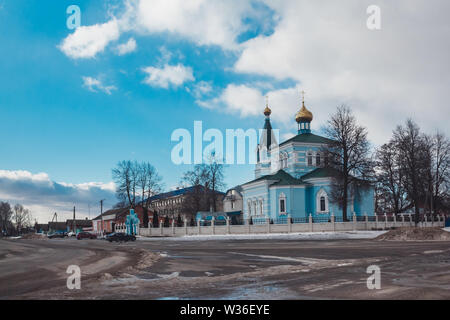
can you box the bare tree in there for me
[112,160,140,208]
[429,132,450,213]
[392,119,430,225]
[0,202,13,236]
[375,141,409,214]
[138,162,163,226]
[13,204,32,234]
[323,105,373,221]
[204,153,226,212]
[180,165,210,217]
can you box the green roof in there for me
[243,167,343,188]
[242,169,303,186]
[300,167,340,180]
[280,133,334,146]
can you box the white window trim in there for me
[279,192,287,215]
[316,189,329,214]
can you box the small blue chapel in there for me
[241,95,374,222]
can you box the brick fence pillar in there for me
[226,217,230,234]
[353,213,357,231]
[365,213,368,230]
[309,214,313,232]
[331,213,335,231]
[288,214,292,233]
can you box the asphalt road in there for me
[1,237,449,299]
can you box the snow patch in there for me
[137,231,388,242]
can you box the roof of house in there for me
[66,219,92,227]
[224,185,243,197]
[92,207,129,221]
[145,185,225,203]
[242,169,303,187]
[243,167,342,188]
[279,133,334,146]
[48,222,67,230]
[300,167,341,180]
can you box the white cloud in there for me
[58,0,254,59]
[232,0,450,145]
[197,83,301,125]
[115,37,137,55]
[142,63,195,89]
[191,81,213,99]
[57,0,450,146]
[82,76,117,94]
[130,0,252,50]
[0,170,117,223]
[59,19,120,59]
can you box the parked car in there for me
[76,232,97,240]
[105,232,136,242]
[47,232,67,239]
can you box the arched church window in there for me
[307,152,313,166]
[279,193,287,214]
[320,197,326,211]
[316,189,329,213]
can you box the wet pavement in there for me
[1,237,449,299]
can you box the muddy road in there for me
[1,238,449,299]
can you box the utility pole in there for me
[100,199,105,237]
[73,206,76,234]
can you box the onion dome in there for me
[295,101,313,123]
[295,90,313,123]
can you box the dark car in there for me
[47,232,67,239]
[105,232,136,242]
[76,232,97,240]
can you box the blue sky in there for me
[1,0,449,222]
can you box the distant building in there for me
[92,205,152,233]
[148,186,224,223]
[223,186,243,223]
[66,219,93,233]
[48,222,66,233]
[34,223,49,233]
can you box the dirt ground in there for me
[1,234,450,300]
[376,227,450,241]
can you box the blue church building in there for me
[241,95,374,222]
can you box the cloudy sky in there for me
[0,0,449,222]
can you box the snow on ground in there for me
[443,227,450,232]
[137,230,388,241]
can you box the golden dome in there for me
[295,101,313,123]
